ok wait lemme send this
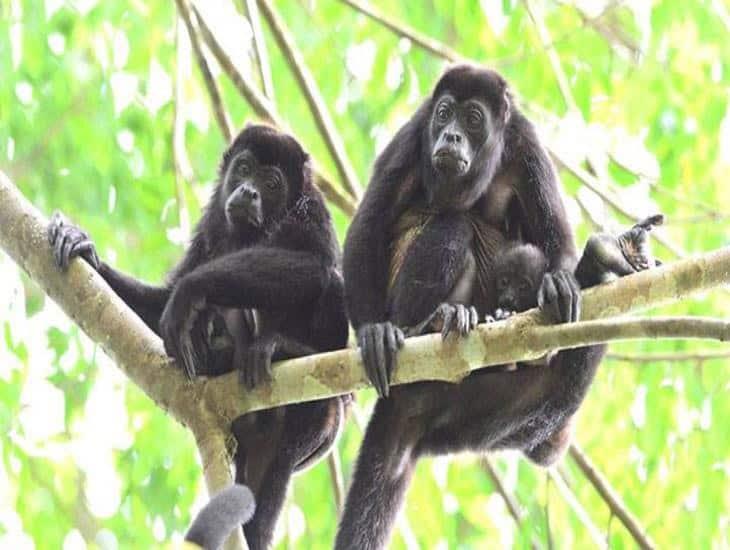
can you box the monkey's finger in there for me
[395,326,405,348]
[568,273,581,323]
[441,305,455,340]
[469,307,479,330]
[484,314,495,323]
[371,325,389,398]
[384,324,398,383]
[457,305,469,336]
[47,212,62,245]
[72,241,99,270]
[538,274,558,322]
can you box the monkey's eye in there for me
[266,174,281,190]
[467,108,483,129]
[238,161,252,175]
[498,277,509,288]
[436,105,451,122]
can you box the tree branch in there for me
[569,445,655,549]
[258,0,362,199]
[183,0,356,217]
[239,0,276,102]
[2,168,729,421]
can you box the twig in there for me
[258,0,362,199]
[569,445,656,550]
[524,0,578,113]
[327,450,345,514]
[548,468,607,548]
[190,2,356,216]
[340,0,464,62]
[482,458,525,524]
[239,0,275,101]
[607,350,730,363]
[173,16,193,235]
[175,0,233,143]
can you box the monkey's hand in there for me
[407,303,479,339]
[159,279,207,380]
[238,336,277,390]
[538,269,581,324]
[47,211,100,271]
[357,322,405,399]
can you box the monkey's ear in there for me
[494,75,512,126]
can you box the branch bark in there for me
[2,170,729,422]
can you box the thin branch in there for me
[524,0,578,113]
[569,445,656,550]
[482,458,525,524]
[239,0,276,101]
[340,0,464,62]
[175,0,233,143]
[188,1,356,216]
[327,450,345,514]
[607,349,730,363]
[173,16,193,236]
[258,0,362,199]
[547,469,607,548]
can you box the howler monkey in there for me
[336,62,656,549]
[49,125,349,550]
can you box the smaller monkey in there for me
[184,484,255,550]
[487,215,664,465]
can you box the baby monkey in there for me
[490,214,663,464]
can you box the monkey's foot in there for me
[538,270,581,324]
[357,322,404,398]
[239,338,277,390]
[47,211,100,271]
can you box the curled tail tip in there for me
[635,213,664,231]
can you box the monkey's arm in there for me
[48,212,170,333]
[159,248,330,378]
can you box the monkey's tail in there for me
[185,484,255,550]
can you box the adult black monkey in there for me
[336,216,660,549]
[344,64,581,399]
[337,61,650,548]
[49,125,349,550]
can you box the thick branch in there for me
[1,171,729,422]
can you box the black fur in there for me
[337,62,653,549]
[48,124,349,550]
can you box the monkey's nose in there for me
[243,188,260,201]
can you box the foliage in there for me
[1,0,729,548]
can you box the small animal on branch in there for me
[184,484,255,550]
[336,61,661,549]
[485,214,664,464]
[48,124,350,550]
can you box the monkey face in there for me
[429,94,490,178]
[223,150,289,230]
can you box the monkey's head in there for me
[423,64,511,210]
[493,243,547,313]
[219,125,311,233]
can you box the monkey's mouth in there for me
[226,204,263,228]
[432,149,468,175]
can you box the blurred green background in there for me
[1,0,729,548]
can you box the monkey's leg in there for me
[335,399,418,550]
[389,213,475,328]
